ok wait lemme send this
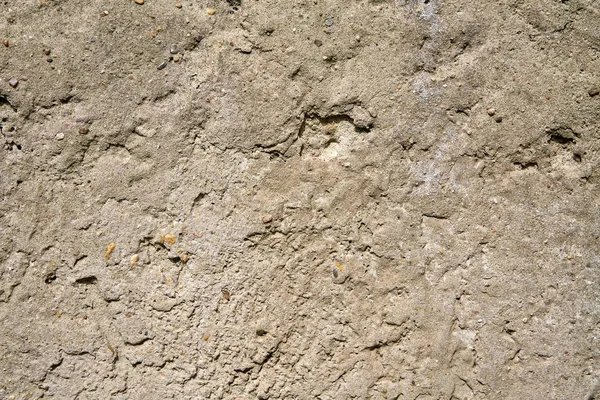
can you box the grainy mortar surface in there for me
[1,0,600,399]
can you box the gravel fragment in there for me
[105,242,116,260]
[163,234,176,246]
[324,14,334,27]
[221,289,231,301]
[56,132,65,140]
[487,108,496,116]
[175,2,182,7]
[43,48,51,55]
[495,116,503,123]
[79,127,89,134]
[157,60,168,70]
[8,78,18,88]
[332,261,349,284]
[206,8,216,15]
[135,0,144,4]
[589,87,599,97]
[262,215,273,224]
[170,44,179,54]
[3,39,8,47]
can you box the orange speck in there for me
[164,234,176,246]
[105,243,116,260]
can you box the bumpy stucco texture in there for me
[1,0,599,399]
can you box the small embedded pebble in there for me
[332,261,349,284]
[589,87,599,97]
[105,242,116,260]
[262,215,273,224]
[173,54,181,63]
[170,44,179,54]
[79,127,89,134]
[8,78,18,88]
[130,254,139,265]
[163,234,176,246]
[47,57,53,63]
[495,116,503,123]
[56,132,65,140]
[157,60,168,70]
[487,108,496,116]
[43,48,51,55]
[175,1,182,8]
[206,8,216,15]
[3,39,8,47]
[221,289,231,301]
[135,0,144,4]
[324,14,334,27]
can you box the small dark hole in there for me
[256,329,267,336]
[573,153,582,162]
[45,271,57,284]
[16,144,21,150]
[549,134,575,145]
[75,276,97,285]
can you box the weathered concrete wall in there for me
[1,0,599,398]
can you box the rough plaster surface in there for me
[1,0,599,399]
